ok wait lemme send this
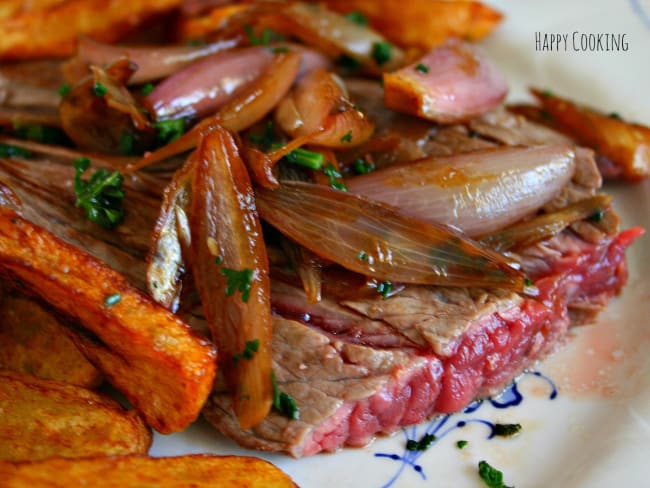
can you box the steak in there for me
[203,227,641,457]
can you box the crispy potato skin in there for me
[0,454,298,487]
[0,291,103,387]
[0,371,151,462]
[0,0,184,59]
[319,0,502,49]
[531,89,650,182]
[0,209,217,433]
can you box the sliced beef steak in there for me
[203,227,642,457]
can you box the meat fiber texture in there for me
[203,226,641,458]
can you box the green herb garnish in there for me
[336,53,361,72]
[249,121,276,151]
[0,143,32,159]
[406,433,436,451]
[285,148,324,169]
[345,11,368,26]
[540,89,554,97]
[358,251,369,261]
[478,460,512,488]
[323,162,347,191]
[244,25,284,46]
[154,118,186,145]
[492,423,522,437]
[608,112,622,120]
[589,208,604,223]
[215,256,224,265]
[93,81,107,97]
[140,83,154,96]
[220,267,254,303]
[104,293,121,307]
[524,278,533,287]
[415,63,430,73]
[73,157,125,229]
[371,41,392,66]
[271,371,299,419]
[59,83,71,97]
[119,132,135,155]
[271,46,289,54]
[456,440,468,449]
[377,280,392,299]
[13,122,67,145]
[340,130,353,143]
[352,158,375,175]
[232,339,260,366]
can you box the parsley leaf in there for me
[59,83,71,97]
[323,162,347,191]
[406,433,436,451]
[478,460,512,488]
[93,81,107,97]
[0,143,32,159]
[415,63,430,73]
[352,158,374,175]
[377,280,392,299]
[492,423,522,437]
[140,83,154,96]
[456,440,468,449]
[220,267,254,303]
[340,130,353,143]
[232,339,260,366]
[154,118,186,146]
[73,157,125,229]
[271,371,299,420]
[372,41,392,66]
[244,24,284,46]
[345,11,368,26]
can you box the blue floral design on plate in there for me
[374,371,557,488]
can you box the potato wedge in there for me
[531,88,650,181]
[0,454,297,487]
[0,0,184,59]
[0,209,216,433]
[0,290,103,388]
[0,371,151,462]
[318,0,503,50]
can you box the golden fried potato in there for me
[318,0,503,50]
[531,88,650,181]
[0,209,217,434]
[0,0,184,59]
[0,454,297,487]
[0,371,151,462]
[0,290,102,388]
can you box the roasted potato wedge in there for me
[318,0,503,50]
[530,88,650,181]
[0,454,297,487]
[0,209,217,433]
[0,290,102,387]
[0,371,151,462]
[0,0,184,59]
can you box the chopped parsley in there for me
[377,280,392,299]
[336,53,361,72]
[58,83,71,97]
[524,278,533,287]
[0,143,32,159]
[352,158,375,175]
[589,208,604,223]
[232,339,260,366]
[244,24,284,46]
[271,46,289,54]
[406,433,436,451]
[345,11,368,26]
[220,267,254,303]
[478,460,512,488]
[12,122,67,145]
[456,440,468,449]
[140,83,154,96]
[72,157,125,229]
[215,256,224,265]
[119,132,135,155]
[93,81,107,97]
[284,148,324,169]
[271,371,299,420]
[415,63,430,73]
[608,112,622,120]
[371,41,392,66]
[540,89,554,97]
[358,251,369,261]
[492,423,522,437]
[104,293,121,307]
[249,121,276,151]
[323,162,347,191]
[340,130,353,143]
[154,118,186,146]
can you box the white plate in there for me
[151,1,650,486]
